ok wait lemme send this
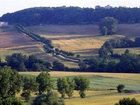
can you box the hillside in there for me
[0,24,140,67]
[1,7,140,26]
[0,26,48,60]
[26,24,140,58]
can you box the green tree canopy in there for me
[0,66,22,105]
[74,77,90,98]
[36,72,53,94]
[0,66,21,98]
[33,92,65,105]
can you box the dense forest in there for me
[1,6,140,26]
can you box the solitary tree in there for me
[57,77,75,98]
[74,77,90,98]
[117,84,125,93]
[36,72,53,94]
[115,98,140,105]
[99,17,118,35]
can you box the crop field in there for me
[52,37,104,52]
[27,24,140,37]
[0,27,47,59]
[20,71,140,105]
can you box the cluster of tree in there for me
[1,6,140,26]
[99,38,134,58]
[82,50,140,73]
[0,52,72,72]
[0,66,90,104]
[99,37,140,58]
[4,53,51,71]
[57,77,89,98]
[0,67,65,105]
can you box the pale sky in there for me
[0,0,140,16]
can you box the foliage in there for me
[115,98,140,105]
[99,38,135,58]
[57,77,75,98]
[0,66,21,98]
[21,77,38,101]
[74,77,90,98]
[6,53,51,71]
[0,97,23,105]
[21,90,31,102]
[65,78,75,98]
[0,66,22,105]
[57,78,68,98]
[36,72,53,94]
[1,6,140,26]
[33,91,65,105]
[99,17,118,35]
[85,52,140,73]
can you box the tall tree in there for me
[57,78,68,98]
[36,72,53,94]
[0,66,22,105]
[74,77,90,98]
[99,17,118,35]
[65,78,75,98]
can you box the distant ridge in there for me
[1,6,140,26]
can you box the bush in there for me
[115,98,140,105]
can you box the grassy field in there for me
[114,47,140,55]
[27,24,140,37]
[19,71,140,105]
[20,71,140,90]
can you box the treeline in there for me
[0,52,140,73]
[0,53,69,71]
[5,53,51,71]
[81,37,140,73]
[84,52,140,73]
[1,6,140,26]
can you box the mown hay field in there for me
[52,37,104,52]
